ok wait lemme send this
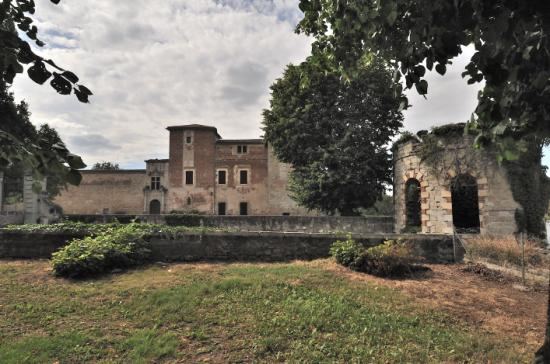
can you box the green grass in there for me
[0,260,529,363]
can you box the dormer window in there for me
[237,145,248,154]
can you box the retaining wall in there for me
[0,230,460,263]
[64,215,394,234]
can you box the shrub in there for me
[51,224,152,278]
[329,235,364,266]
[352,240,416,277]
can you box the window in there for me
[151,176,161,190]
[187,196,192,206]
[186,135,192,144]
[185,170,194,185]
[239,202,248,216]
[239,170,248,185]
[218,202,226,215]
[237,145,248,154]
[217,170,227,185]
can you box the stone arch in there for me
[405,178,421,228]
[451,174,480,233]
[149,199,161,214]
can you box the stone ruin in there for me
[393,126,520,235]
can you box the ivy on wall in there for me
[502,138,550,238]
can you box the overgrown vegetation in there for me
[0,261,529,362]
[330,236,419,277]
[465,235,549,269]
[51,224,152,278]
[2,221,229,236]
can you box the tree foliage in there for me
[0,82,85,189]
[297,1,550,145]
[263,52,403,215]
[0,1,89,186]
[0,0,91,102]
[92,162,120,170]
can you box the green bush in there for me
[352,240,416,277]
[51,224,152,278]
[329,235,364,266]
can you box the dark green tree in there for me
[296,1,550,359]
[0,82,85,188]
[263,53,403,215]
[1,1,90,185]
[92,162,120,170]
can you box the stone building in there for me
[54,124,309,216]
[393,127,520,235]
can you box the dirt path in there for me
[315,260,548,351]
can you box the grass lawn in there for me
[0,260,529,363]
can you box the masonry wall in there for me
[0,230,459,263]
[54,171,148,214]
[167,128,217,213]
[214,142,269,215]
[394,140,519,235]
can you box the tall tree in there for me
[263,52,403,215]
[296,1,550,360]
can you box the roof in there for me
[81,169,146,174]
[166,124,221,138]
[145,158,169,163]
[217,139,265,145]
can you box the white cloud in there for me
[15,2,536,170]
[13,0,311,168]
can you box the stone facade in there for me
[394,136,520,235]
[55,124,311,216]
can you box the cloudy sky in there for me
[12,0,547,169]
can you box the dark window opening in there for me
[151,176,161,190]
[239,202,248,216]
[187,196,192,206]
[237,145,248,154]
[186,136,192,144]
[149,199,161,214]
[451,174,481,233]
[218,202,226,215]
[405,179,421,228]
[218,170,227,184]
[185,171,194,185]
[239,170,248,185]
[282,212,290,216]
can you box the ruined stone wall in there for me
[394,139,519,235]
[54,171,147,215]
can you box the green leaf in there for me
[27,61,52,84]
[415,80,428,95]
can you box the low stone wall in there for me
[64,214,394,234]
[0,230,461,263]
[0,213,24,227]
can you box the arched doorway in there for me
[405,178,421,229]
[149,199,161,214]
[451,174,480,233]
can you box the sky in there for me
[12,0,549,170]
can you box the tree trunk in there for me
[534,277,550,363]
